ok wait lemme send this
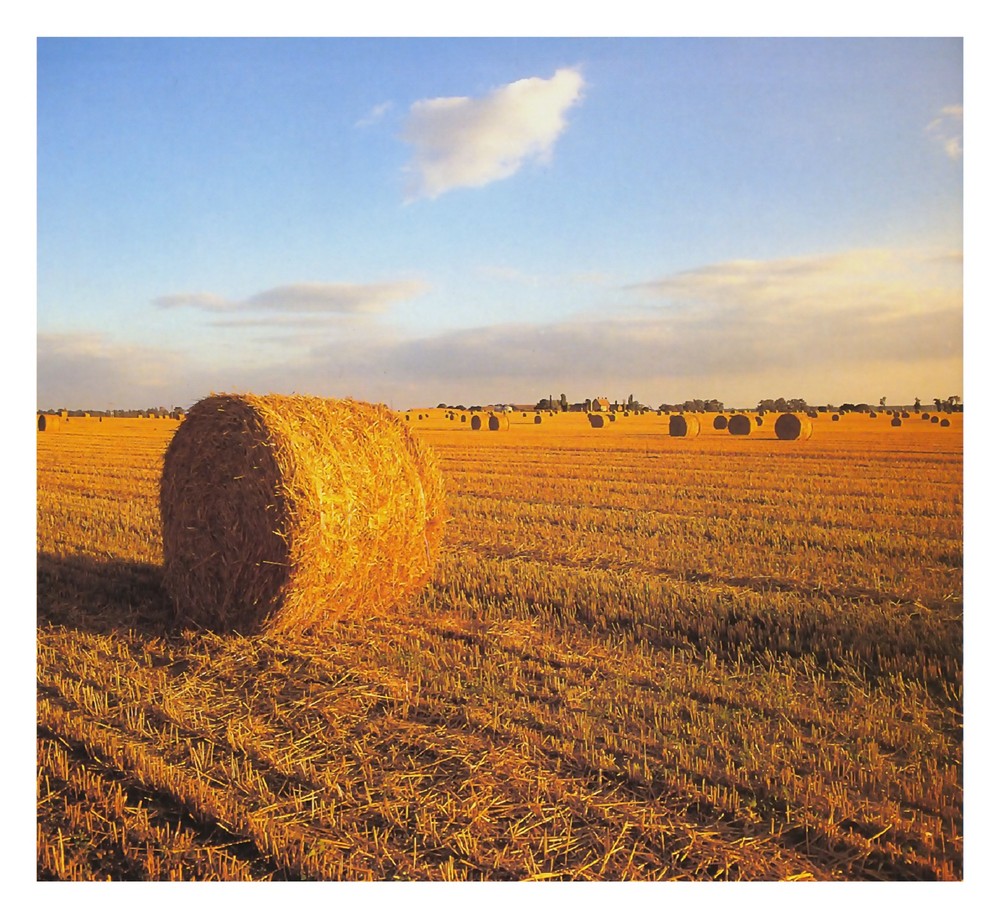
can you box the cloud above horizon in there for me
[152,280,429,315]
[40,247,962,411]
[401,67,585,200]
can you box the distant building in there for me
[595,397,611,412]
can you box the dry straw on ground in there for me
[774,413,813,441]
[160,394,446,636]
[668,414,701,438]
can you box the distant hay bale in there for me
[405,414,410,421]
[891,417,903,427]
[902,411,910,418]
[832,414,840,421]
[668,414,701,438]
[728,415,752,436]
[754,415,764,427]
[931,416,940,424]
[534,414,542,424]
[806,409,818,418]
[922,413,930,420]
[608,413,617,422]
[460,414,467,423]
[487,413,509,431]
[774,413,813,440]
[159,394,445,636]
[470,415,482,430]
[37,414,46,432]
[940,418,951,427]
[588,413,605,428]
[712,415,728,430]
[869,411,877,418]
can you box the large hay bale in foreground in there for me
[37,414,47,432]
[470,415,482,430]
[774,413,813,440]
[728,415,753,436]
[160,394,446,636]
[668,414,701,438]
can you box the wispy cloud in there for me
[926,105,963,160]
[401,67,585,200]
[152,280,429,315]
[355,100,392,128]
[41,248,961,411]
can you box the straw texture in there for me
[160,394,446,636]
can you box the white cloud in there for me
[153,280,429,315]
[401,67,585,200]
[926,105,963,160]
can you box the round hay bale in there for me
[470,415,482,430]
[608,413,617,422]
[922,413,930,420]
[37,414,46,432]
[487,413,509,431]
[806,409,818,418]
[460,414,466,423]
[931,415,940,424]
[712,414,728,430]
[405,414,410,421]
[159,394,445,636]
[668,414,701,438]
[891,417,902,427]
[754,415,764,427]
[534,414,542,424]
[728,415,752,436]
[902,411,910,418]
[940,418,951,427]
[869,411,877,419]
[832,413,840,421]
[588,413,605,428]
[774,413,813,440]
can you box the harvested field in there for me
[36,409,963,881]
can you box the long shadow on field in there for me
[37,552,174,637]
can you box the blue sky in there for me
[36,33,963,410]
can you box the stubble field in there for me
[36,408,962,881]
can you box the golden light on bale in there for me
[728,415,752,436]
[712,414,728,430]
[588,413,605,428]
[159,394,446,636]
[470,415,482,430]
[774,413,813,440]
[668,414,700,438]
